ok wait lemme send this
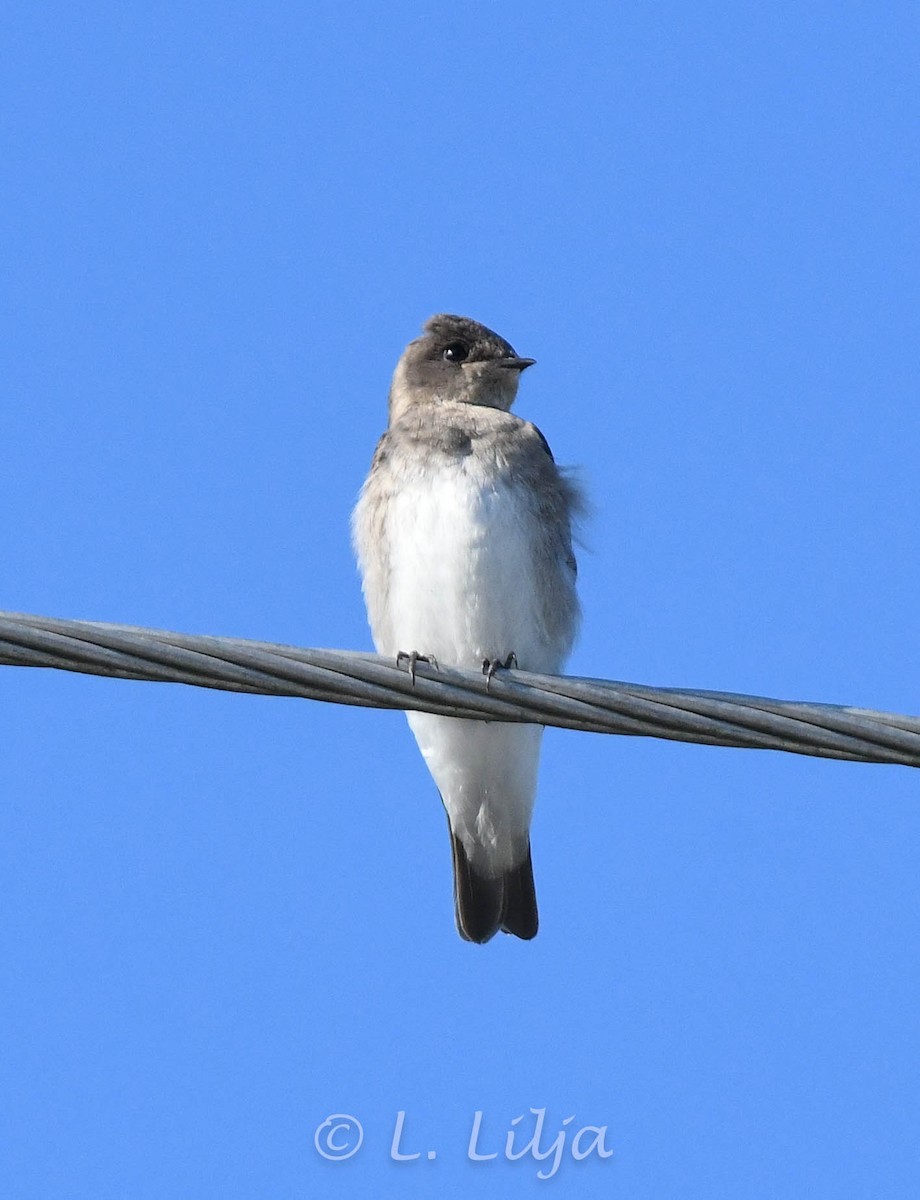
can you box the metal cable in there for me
[1,610,918,767]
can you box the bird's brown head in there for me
[388,314,535,423]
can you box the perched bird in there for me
[352,315,582,942]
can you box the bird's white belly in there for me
[363,459,557,875]
[381,465,549,671]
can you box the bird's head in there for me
[389,314,534,422]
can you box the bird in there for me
[352,314,582,942]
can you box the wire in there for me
[1,610,918,767]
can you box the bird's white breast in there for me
[375,455,552,673]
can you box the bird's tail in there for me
[449,832,538,943]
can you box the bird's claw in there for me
[482,652,518,690]
[397,650,439,685]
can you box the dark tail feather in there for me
[499,843,539,940]
[450,832,539,943]
[450,833,503,943]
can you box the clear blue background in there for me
[2,2,918,1196]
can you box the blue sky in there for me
[2,2,918,1196]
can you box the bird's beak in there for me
[498,356,536,372]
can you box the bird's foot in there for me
[482,652,517,690]
[396,650,439,686]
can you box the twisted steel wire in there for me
[1,611,918,767]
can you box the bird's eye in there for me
[442,341,469,363]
